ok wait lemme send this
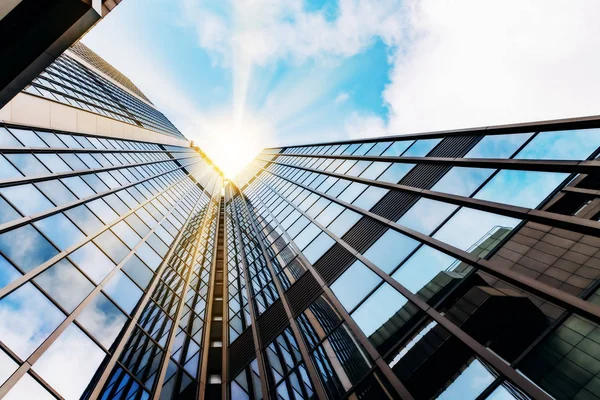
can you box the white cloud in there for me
[335,92,350,104]
[383,0,600,134]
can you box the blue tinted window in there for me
[363,229,419,273]
[34,214,86,250]
[516,129,600,160]
[397,198,457,235]
[331,260,381,311]
[34,259,93,312]
[431,167,494,197]
[0,225,58,272]
[0,184,54,215]
[475,170,569,208]
[403,138,442,157]
[465,133,532,158]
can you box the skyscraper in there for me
[1,41,600,400]
[0,0,123,110]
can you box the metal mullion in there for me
[257,157,600,237]
[0,153,197,189]
[257,163,600,327]
[152,178,220,400]
[0,162,206,300]
[269,152,600,175]
[228,191,270,398]
[87,177,211,399]
[235,185,329,400]
[249,178,414,399]
[198,198,223,399]
[253,173,553,400]
[0,174,204,399]
[0,157,206,235]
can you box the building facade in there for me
[1,41,600,400]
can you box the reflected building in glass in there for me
[2,41,600,400]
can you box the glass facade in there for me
[2,40,600,400]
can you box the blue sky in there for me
[82,0,600,176]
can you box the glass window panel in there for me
[352,283,408,338]
[34,213,85,250]
[69,242,115,283]
[516,129,600,160]
[353,186,388,211]
[35,259,93,313]
[122,254,153,288]
[431,167,495,197]
[8,128,46,147]
[0,348,18,386]
[4,154,49,176]
[315,203,344,227]
[82,174,108,193]
[104,270,143,313]
[391,245,456,294]
[436,359,495,400]
[331,260,381,311]
[363,229,419,273]
[397,198,458,235]
[465,133,532,158]
[475,170,569,209]
[87,199,119,224]
[328,209,361,237]
[59,153,87,170]
[0,127,23,147]
[111,221,141,248]
[433,207,520,252]
[360,161,390,180]
[338,182,367,204]
[0,254,21,291]
[36,131,66,148]
[33,324,106,400]
[0,225,58,272]
[0,197,21,225]
[64,205,103,235]
[76,292,127,348]
[382,141,414,156]
[1,184,54,215]
[35,180,78,206]
[403,138,441,157]
[303,232,335,264]
[136,242,161,270]
[36,153,72,173]
[3,373,55,400]
[0,155,22,180]
[94,230,129,264]
[0,283,65,359]
[377,163,414,184]
[294,223,320,249]
[61,176,95,198]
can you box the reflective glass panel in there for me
[465,133,532,158]
[33,324,106,400]
[34,213,85,250]
[516,129,600,160]
[34,259,93,313]
[363,229,419,273]
[69,242,115,283]
[397,198,458,235]
[475,170,569,208]
[0,225,58,272]
[1,184,54,215]
[331,260,381,311]
[76,292,127,348]
[0,283,64,359]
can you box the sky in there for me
[82,0,600,178]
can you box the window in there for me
[363,229,418,273]
[352,283,408,338]
[1,184,54,215]
[0,225,58,272]
[331,260,381,311]
[34,259,94,312]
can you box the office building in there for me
[1,40,600,400]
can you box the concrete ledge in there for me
[0,92,190,147]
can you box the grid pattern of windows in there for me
[225,122,600,400]
[0,123,221,399]
[23,49,184,139]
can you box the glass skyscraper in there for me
[1,37,600,400]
